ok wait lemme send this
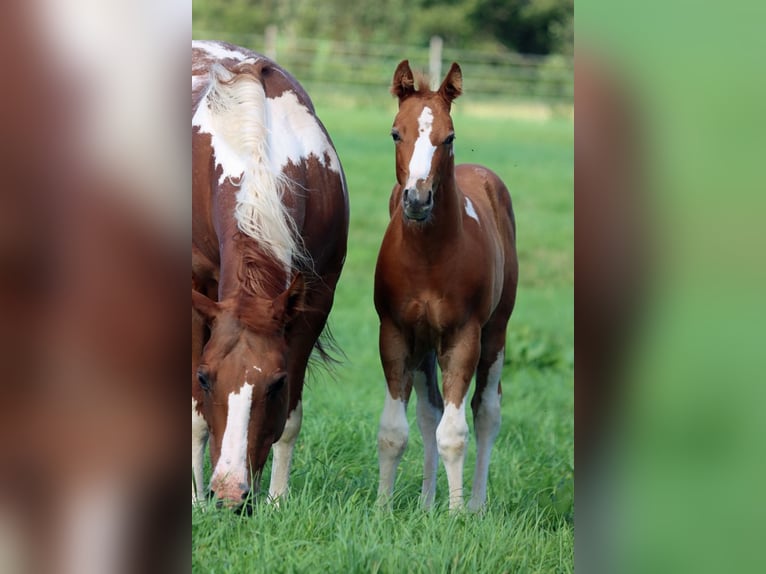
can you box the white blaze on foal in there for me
[210,383,254,499]
[405,107,436,190]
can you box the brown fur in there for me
[375,60,518,509]
[192,42,348,505]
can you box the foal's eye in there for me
[391,130,401,142]
[443,133,455,145]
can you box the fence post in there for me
[429,36,443,89]
[265,25,278,61]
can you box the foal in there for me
[374,61,518,511]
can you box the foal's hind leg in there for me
[468,324,507,511]
[412,352,443,508]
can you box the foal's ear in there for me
[391,60,416,103]
[272,273,306,324]
[438,62,463,105]
[192,289,220,321]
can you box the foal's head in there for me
[390,60,463,222]
[192,275,305,506]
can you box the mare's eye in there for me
[197,369,212,392]
[267,374,287,399]
[443,133,455,145]
[391,130,401,142]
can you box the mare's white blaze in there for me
[266,91,341,174]
[469,351,503,511]
[377,389,409,500]
[191,398,209,502]
[192,64,296,269]
[210,383,254,492]
[268,400,303,502]
[464,197,480,224]
[405,107,436,190]
[413,371,441,508]
[436,396,469,510]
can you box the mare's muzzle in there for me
[403,188,433,221]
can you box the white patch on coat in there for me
[192,398,209,502]
[266,91,341,174]
[464,197,480,223]
[405,107,436,190]
[377,389,409,500]
[192,64,296,269]
[436,396,469,510]
[210,383,254,495]
[268,400,303,502]
[193,40,247,62]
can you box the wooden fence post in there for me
[429,36,443,88]
[265,25,278,61]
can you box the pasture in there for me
[192,102,573,572]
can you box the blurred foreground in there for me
[0,1,187,572]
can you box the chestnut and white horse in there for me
[374,60,518,511]
[192,41,348,507]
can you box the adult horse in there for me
[192,40,348,507]
[374,61,518,511]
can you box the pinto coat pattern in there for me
[191,41,348,507]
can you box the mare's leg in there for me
[436,322,482,511]
[377,319,413,505]
[412,351,443,508]
[191,306,208,503]
[268,311,324,502]
[468,322,507,511]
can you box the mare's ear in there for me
[438,62,463,105]
[272,273,306,324]
[391,60,416,103]
[192,289,220,321]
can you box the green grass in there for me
[192,103,573,573]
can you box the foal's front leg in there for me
[436,323,481,511]
[377,320,413,506]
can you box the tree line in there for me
[193,0,573,56]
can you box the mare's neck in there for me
[218,232,288,302]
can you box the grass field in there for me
[192,101,573,573]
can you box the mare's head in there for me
[192,275,305,507]
[390,60,463,222]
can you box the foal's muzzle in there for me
[403,188,433,221]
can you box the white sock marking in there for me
[469,351,503,511]
[377,389,409,502]
[191,398,209,503]
[405,107,436,190]
[436,396,469,510]
[464,197,480,224]
[210,383,253,497]
[268,400,303,502]
[413,371,442,508]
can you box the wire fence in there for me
[193,29,573,109]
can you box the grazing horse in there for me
[191,41,349,507]
[374,60,518,511]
